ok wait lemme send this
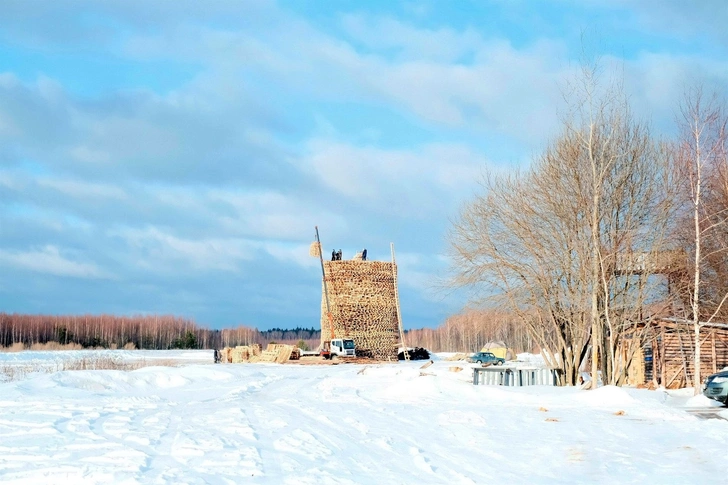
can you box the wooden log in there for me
[660,325,666,385]
[712,330,717,374]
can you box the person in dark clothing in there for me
[362,248,367,261]
[214,349,220,363]
[336,249,342,260]
[332,249,336,261]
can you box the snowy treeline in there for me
[0,313,320,350]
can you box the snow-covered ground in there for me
[1,351,727,484]
[0,349,213,367]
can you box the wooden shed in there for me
[623,319,728,388]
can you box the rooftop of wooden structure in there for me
[613,250,687,275]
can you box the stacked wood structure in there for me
[219,343,300,364]
[320,260,400,360]
[622,319,728,388]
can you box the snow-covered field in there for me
[0,349,213,367]
[1,351,727,484]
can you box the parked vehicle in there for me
[468,352,505,366]
[321,338,356,359]
[703,370,728,404]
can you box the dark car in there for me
[468,352,505,366]
[703,370,728,404]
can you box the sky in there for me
[0,0,727,330]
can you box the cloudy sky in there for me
[0,1,726,330]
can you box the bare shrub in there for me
[0,356,180,383]
[28,342,83,351]
[0,342,27,352]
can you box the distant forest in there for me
[0,313,321,351]
[1,311,533,354]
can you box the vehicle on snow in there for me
[703,369,728,404]
[321,338,356,359]
[331,338,355,357]
[468,351,505,366]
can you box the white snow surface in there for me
[1,351,727,484]
[0,349,212,367]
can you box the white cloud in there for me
[105,11,572,141]
[0,245,110,279]
[37,177,127,200]
[109,225,322,274]
[340,14,484,62]
[300,139,486,217]
[262,242,319,269]
[68,145,112,164]
[110,226,257,272]
[0,170,24,190]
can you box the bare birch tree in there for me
[673,87,728,393]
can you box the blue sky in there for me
[0,0,726,330]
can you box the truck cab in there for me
[330,338,356,357]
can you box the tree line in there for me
[0,313,321,351]
[406,308,534,353]
[450,61,727,390]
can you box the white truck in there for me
[322,338,356,358]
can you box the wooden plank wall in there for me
[642,324,728,389]
[625,346,645,386]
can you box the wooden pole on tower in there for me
[391,242,409,361]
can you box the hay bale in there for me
[309,241,322,257]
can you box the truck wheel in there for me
[496,361,503,366]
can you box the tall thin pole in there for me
[315,226,335,341]
[391,243,409,361]
[315,226,332,315]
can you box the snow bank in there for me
[0,354,727,484]
[684,393,725,408]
